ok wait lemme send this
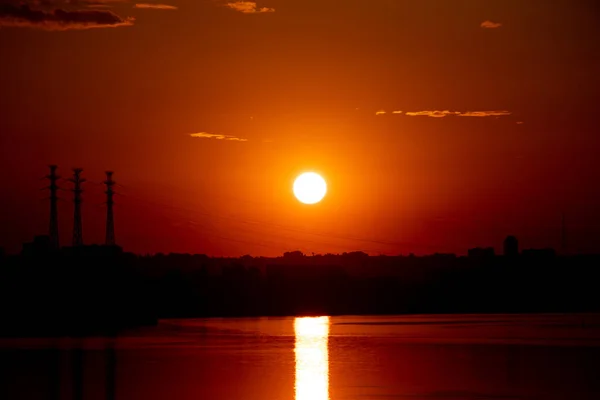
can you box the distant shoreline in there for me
[2,248,600,338]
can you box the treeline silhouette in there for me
[1,241,600,336]
[136,250,600,317]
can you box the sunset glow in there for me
[2,0,599,396]
[1,1,599,257]
[293,173,327,205]
[294,317,330,400]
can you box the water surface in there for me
[1,314,600,400]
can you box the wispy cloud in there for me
[481,20,502,29]
[405,111,460,118]
[225,1,274,14]
[392,110,403,114]
[134,3,177,10]
[0,2,133,30]
[404,110,511,118]
[375,110,386,115]
[458,111,511,117]
[190,132,248,142]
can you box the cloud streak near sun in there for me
[225,1,274,14]
[134,3,178,10]
[404,110,460,118]
[458,111,512,117]
[376,110,512,118]
[481,20,502,29]
[190,132,248,142]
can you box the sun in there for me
[293,172,327,204]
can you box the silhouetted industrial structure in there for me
[104,171,116,246]
[70,168,86,247]
[45,165,60,249]
[39,166,119,249]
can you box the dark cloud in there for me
[0,1,133,30]
[29,0,128,8]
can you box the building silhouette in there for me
[504,235,519,257]
[522,248,556,259]
[468,247,495,259]
[21,235,52,256]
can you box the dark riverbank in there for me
[2,248,600,337]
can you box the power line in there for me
[117,190,449,253]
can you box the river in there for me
[1,314,600,399]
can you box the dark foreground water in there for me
[2,314,600,400]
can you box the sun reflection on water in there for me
[294,316,330,400]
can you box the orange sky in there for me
[1,0,599,256]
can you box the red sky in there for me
[1,0,599,256]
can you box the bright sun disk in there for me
[293,172,327,204]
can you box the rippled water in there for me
[2,314,600,400]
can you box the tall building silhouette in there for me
[46,165,60,249]
[503,235,519,257]
[104,171,116,246]
[70,168,86,246]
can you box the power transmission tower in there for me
[45,165,60,249]
[69,168,86,246]
[104,171,116,246]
